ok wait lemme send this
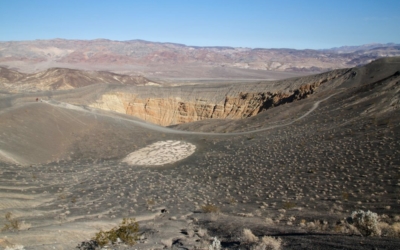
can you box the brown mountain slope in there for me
[0,39,399,78]
[0,67,25,82]
[0,67,151,92]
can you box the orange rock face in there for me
[91,92,291,126]
[88,68,348,126]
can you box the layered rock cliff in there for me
[89,68,350,126]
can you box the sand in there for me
[0,58,399,249]
[122,140,196,166]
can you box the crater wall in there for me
[89,69,349,126]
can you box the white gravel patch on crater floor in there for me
[122,140,196,166]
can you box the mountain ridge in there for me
[1,39,399,78]
[0,66,151,92]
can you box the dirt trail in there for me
[41,91,341,136]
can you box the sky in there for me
[0,0,399,49]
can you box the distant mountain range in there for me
[0,39,399,78]
[320,43,399,53]
[0,66,150,92]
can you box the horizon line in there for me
[0,38,398,51]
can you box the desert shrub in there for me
[392,223,400,237]
[306,221,316,229]
[305,219,329,231]
[146,199,155,206]
[194,228,210,249]
[251,236,282,250]
[282,201,296,210]
[2,212,21,232]
[350,210,381,236]
[201,204,220,213]
[4,245,25,250]
[265,217,274,225]
[379,222,400,238]
[242,228,258,243]
[208,237,221,250]
[342,192,349,200]
[92,218,139,247]
[299,219,307,228]
[333,220,359,235]
[76,240,98,250]
[237,212,254,217]
[58,193,67,200]
[228,197,237,204]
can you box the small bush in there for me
[76,240,98,250]
[242,228,258,243]
[350,210,381,236]
[265,217,274,225]
[201,204,220,213]
[92,218,139,247]
[379,222,400,238]
[146,199,155,206]
[4,245,25,250]
[2,212,21,232]
[282,202,296,210]
[196,227,208,238]
[195,228,210,249]
[251,236,282,250]
[208,237,221,250]
[228,197,237,204]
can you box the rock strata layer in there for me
[90,69,349,126]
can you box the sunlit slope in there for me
[1,57,399,166]
[0,102,158,165]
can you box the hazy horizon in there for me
[1,0,399,50]
[1,37,399,51]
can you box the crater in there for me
[89,68,347,126]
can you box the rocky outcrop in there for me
[123,93,272,125]
[89,69,346,126]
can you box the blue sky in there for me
[1,0,399,49]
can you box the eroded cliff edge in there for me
[89,68,351,126]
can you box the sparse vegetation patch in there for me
[2,212,21,232]
[350,210,381,236]
[92,218,139,247]
[201,204,220,213]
